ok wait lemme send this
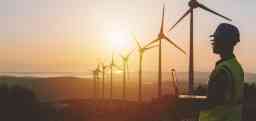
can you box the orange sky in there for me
[0,0,255,73]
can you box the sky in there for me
[0,0,256,74]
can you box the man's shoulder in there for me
[217,57,243,72]
[212,57,244,82]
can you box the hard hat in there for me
[210,23,240,44]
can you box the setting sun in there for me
[107,30,133,52]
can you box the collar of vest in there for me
[216,54,236,66]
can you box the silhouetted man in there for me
[199,23,244,121]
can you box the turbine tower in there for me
[146,5,186,98]
[133,36,158,103]
[168,0,232,94]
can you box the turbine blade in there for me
[160,4,165,34]
[119,54,125,60]
[164,36,186,54]
[127,48,135,57]
[198,3,232,21]
[144,38,159,48]
[102,63,109,70]
[131,33,142,48]
[113,64,122,70]
[168,8,192,32]
[145,44,159,50]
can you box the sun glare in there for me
[107,31,132,52]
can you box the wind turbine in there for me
[168,0,232,94]
[101,63,109,100]
[145,5,186,98]
[109,51,121,100]
[92,63,101,99]
[119,49,134,100]
[133,36,158,103]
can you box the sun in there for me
[107,31,132,52]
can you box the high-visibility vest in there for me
[199,56,244,121]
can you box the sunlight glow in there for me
[107,30,133,52]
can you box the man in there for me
[199,23,244,121]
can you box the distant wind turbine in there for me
[109,52,121,100]
[119,49,134,100]
[91,63,101,99]
[168,0,232,94]
[133,36,158,103]
[145,4,186,98]
[101,63,109,99]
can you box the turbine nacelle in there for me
[120,49,134,62]
[158,32,165,39]
[132,34,157,54]
[169,0,232,32]
[101,63,109,70]
[189,0,199,8]
[139,48,145,53]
